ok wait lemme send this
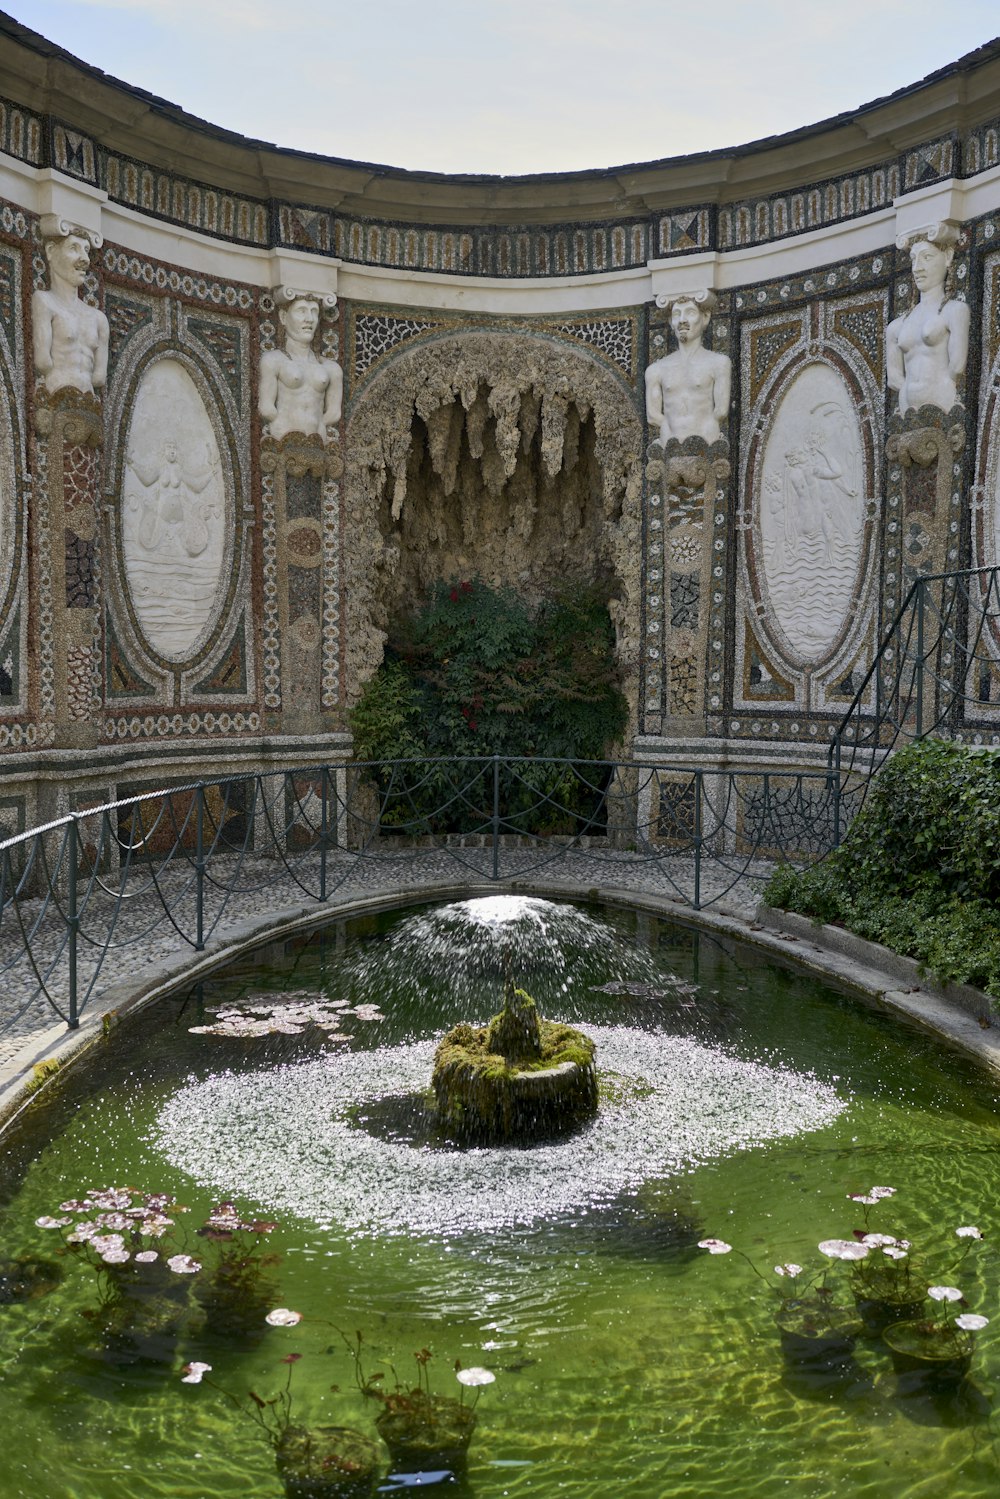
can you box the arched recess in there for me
[343,330,644,726]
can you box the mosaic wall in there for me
[635,213,1000,752]
[1,50,1000,809]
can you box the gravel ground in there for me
[0,840,770,1072]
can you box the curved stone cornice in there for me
[2,14,1000,227]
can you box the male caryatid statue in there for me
[887,223,970,416]
[259,290,343,443]
[31,226,109,397]
[645,290,731,446]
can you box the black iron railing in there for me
[829,565,1000,821]
[0,755,842,1041]
[3,568,998,1050]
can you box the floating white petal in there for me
[818,1239,869,1261]
[154,1028,845,1238]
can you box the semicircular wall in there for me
[0,14,999,828]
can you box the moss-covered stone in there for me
[432,986,597,1144]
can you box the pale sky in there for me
[3,1,1000,176]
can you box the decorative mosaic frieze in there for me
[103,709,262,740]
[347,305,642,401]
[321,475,342,709]
[963,119,1000,176]
[554,318,635,378]
[260,466,281,710]
[354,313,440,381]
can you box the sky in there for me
[4,1,1000,177]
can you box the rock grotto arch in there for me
[343,331,644,719]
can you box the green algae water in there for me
[1,895,999,1498]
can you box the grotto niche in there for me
[344,331,643,719]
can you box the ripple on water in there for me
[152,1027,846,1238]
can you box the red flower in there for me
[469,719,478,732]
[449,588,459,603]
[281,1353,303,1364]
[461,580,472,593]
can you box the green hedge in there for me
[763,739,1000,997]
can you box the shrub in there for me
[764,740,1000,997]
[349,578,627,834]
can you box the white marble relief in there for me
[887,223,969,416]
[31,227,109,397]
[645,290,731,445]
[759,362,864,662]
[259,291,342,442]
[122,359,226,660]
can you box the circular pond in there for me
[0,895,998,1497]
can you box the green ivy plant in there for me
[764,739,1000,999]
[350,578,627,833]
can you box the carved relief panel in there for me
[101,262,255,737]
[969,245,1000,721]
[736,294,885,724]
[122,358,226,659]
[0,235,28,740]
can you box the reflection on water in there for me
[0,896,998,1498]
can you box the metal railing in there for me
[829,565,1000,819]
[4,567,998,1051]
[0,755,843,1043]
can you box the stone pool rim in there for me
[2,877,998,1133]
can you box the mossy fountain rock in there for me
[432,984,597,1143]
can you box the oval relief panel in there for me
[121,359,227,661]
[758,362,865,663]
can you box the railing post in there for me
[194,782,205,952]
[832,738,842,850]
[492,755,500,881]
[320,765,329,901]
[67,817,79,1029]
[915,577,925,739]
[693,770,702,911]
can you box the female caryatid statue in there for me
[258,291,343,443]
[887,224,970,417]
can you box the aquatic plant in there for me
[882,1291,990,1392]
[193,1344,381,1499]
[189,989,383,1041]
[34,1187,199,1360]
[349,1333,491,1471]
[699,1187,992,1388]
[194,1201,282,1338]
